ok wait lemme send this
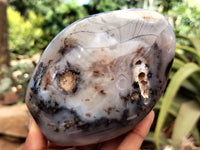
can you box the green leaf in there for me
[154,63,200,150]
[145,132,169,145]
[171,101,200,149]
[189,37,200,55]
[191,126,200,146]
[181,79,200,95]
[172,58,185,70]
[154,100,180,117]
[176,44,200,65]
[176,44,200,57]
[176,34,200,55]
[175,49,190,63]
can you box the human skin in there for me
[23,111,154,150]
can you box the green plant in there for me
[8,1,88,58]
[153,36,200,149]
[7,7,44,58]
[5,0,200,149]
[171,0,200,39]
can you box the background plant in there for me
[1,0,200,149]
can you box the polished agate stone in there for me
[26,9,176,146]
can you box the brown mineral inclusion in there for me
[59,71,77,93]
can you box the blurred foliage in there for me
[153,1,200,149]
[32,0,88,42]
[9,0,38,17]
[8,0,88,58]
[7,7,44,58]
[157,0,182,12]
[85,0,182,14]
[0,60,34,101]
[2,0,200,149]
[85,0,136,14]
[172,0,200,38]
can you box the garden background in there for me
[0,0,200,149]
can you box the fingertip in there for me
[149,110,155,119]
[147,110,155,124]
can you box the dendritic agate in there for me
[26,9,175,146]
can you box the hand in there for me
[23,111,154,150]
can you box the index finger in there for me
[117,111,155,150]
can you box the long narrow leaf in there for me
[176,34,200,55]
[154,63,200,150]
[172,58,185,69]
[175,50,190,63]
[176,44,200,58]
[145,132,169,145]
[172,101,200,149]
[176,44,200,65]
[191,126,200,146]
[172,58,185,70]
[181,79,200,95]
[188,37,200,55]
[154,100,180,117]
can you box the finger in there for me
[117,111,155,150]
[48,139,97,150]
[23,117,48,150]
[100,135,125,150]
[75,144,97,150]
[48,143,97,150]
[65,145,96,150]
[48,142,73,150]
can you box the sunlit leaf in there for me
[171,101,200,149]
[175,49,190,63]
[172,58,185,70]
[176,44,200,65]
[189,37,200,54]
[154,63,200,150]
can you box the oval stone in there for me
[26,9,176,146]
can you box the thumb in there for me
[23,117,48,150]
